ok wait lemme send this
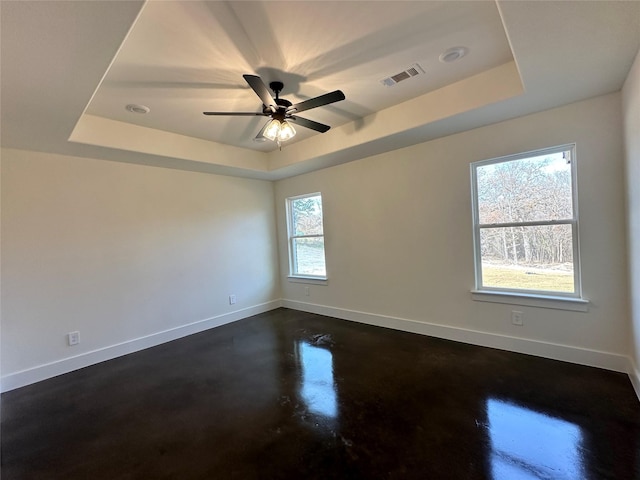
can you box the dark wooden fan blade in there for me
[288,116,331,133]
[243,74,276,110]
[287,90,345,114]
[203,112,268,116]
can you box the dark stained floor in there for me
[2,308,640,479]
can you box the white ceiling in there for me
[2,1,639,180]
[86,1,513,151]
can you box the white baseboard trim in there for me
[1,300,282,393]
[6,299,638,403]
[283,299,631,374]
[627,359,640,403]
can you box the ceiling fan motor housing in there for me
[263,81,292,120]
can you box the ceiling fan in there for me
[203,74,345,146]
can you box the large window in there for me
[471,145,582,298]
[286,193,326,278]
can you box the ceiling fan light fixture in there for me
[279,121,296,141]
[263,118,296,142]
[263,118,282,141]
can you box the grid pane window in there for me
[471,145,581,296]
[287,193,326,278]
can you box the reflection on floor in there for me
[299,341,337,418]
[2,308,639,479]
[487,398,583,479]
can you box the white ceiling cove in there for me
[2,1,639,180]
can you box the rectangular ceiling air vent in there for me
[381,63,425,87]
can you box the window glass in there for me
[472,146,581,297]
[287,193,326,278]
[477,152,573,224]
[291,196,324,236]
[293,237,326,276]
[479,225,574,292]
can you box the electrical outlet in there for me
[229,294,236,305]
[305,286,310,296]
[68,331,80,346]
[511,310,523,326]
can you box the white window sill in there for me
[471,290,589,312]
[288,276,328,285]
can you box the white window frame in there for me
[286,192,327,282]
[470,144,588,310]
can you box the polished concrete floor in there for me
[2,308,640,479]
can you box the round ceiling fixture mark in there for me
[126,104,150,114]
[439,46,469,63]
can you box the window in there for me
[286,193,326,279]
[471,145,582,299]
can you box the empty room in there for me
[2,1,640,478]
